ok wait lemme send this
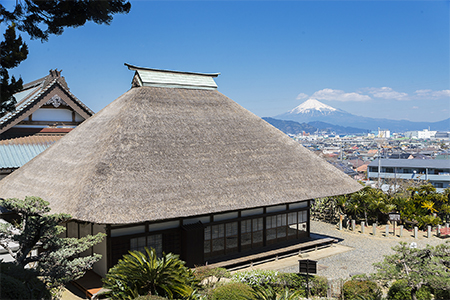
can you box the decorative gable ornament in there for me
[46,95,68,108]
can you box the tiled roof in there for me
[0,135,63,169]
[0,70,94,132]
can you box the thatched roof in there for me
[0,82,362,224]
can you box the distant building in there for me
[368,159,450,191]
[435,131,450,140]
[0,70,93,179]
[378,129,390,138]
[404,129,437,139]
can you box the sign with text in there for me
[389,213,401,222]
[299,259,317,274]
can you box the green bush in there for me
[194,266,230,283]
[134,296,169,300]
[342,279,380,300]
[310,275,328,297]
[232,269,279,286]
[0,262,51,300]
[271,273,327,297]
[387,280,431,300]
[433,288,450,300]
[210,282,254,300]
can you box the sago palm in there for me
[250,285,302,300]
[103,247,195,300]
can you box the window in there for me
[130,234,162,256]
[226,222,238,250]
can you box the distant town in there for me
[288,127,450,191]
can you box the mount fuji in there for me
[273,99,450,132]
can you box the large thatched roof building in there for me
[0,64,361,276]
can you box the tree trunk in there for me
[411,287,418,300]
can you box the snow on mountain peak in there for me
[289,99,337,114]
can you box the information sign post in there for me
[389,213,401,236]
[299,259,317,298]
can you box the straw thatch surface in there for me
[0,87,362,224]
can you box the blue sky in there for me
[5,0,450,122]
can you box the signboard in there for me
[299,259,317,274]
[389,213,401,222]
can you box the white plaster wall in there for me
[75,112,84,122]
[92,224,107,277]
[32,108,73,121]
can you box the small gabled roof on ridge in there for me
[125,63,220,90]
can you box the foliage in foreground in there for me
[103,247,197,300]
[193,266,230,284]
[232,269,280,286]
[0,196,105,289]
[231,270,327,298]
[373,242,450,300]
[250,285,302,300]
[0,262,51,300]
[210,282,254,300]
[342,279,380,300]
[387,279,431,300]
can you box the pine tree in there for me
[0,1,131,116]
[373,242,450,300]
[0,196,105,289]
[0,24,28,117]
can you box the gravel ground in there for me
[278,220,449,280]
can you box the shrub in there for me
[134,296,169,300]
[194,266,230,283]
[270,273,327,297]
[210,282,254,300]
[103,248,196,300]
[232,269,279,286]
[342,279,380,300]
[387,280,432,300]
[433,288,450,300]
[310,275,328,297]
[0,262,51,300]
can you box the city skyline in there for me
[4,0,449,122]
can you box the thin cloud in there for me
[311,88,371,102]
[366,87,409,101]
[296,93,309,100]
[414,89,450,99]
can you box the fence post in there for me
[414,226,418,239]
[399,225,403,237]
[385,224,389,237]
[437,224,441,237]
[351,220,355,232]
[427,225,431,238]
[339,215,343,230]
[361,221,365,234]
[373,223,376,236]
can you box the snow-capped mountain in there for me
[287,99,337,115]
[275,99,352,124]
[273,99,450,132]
